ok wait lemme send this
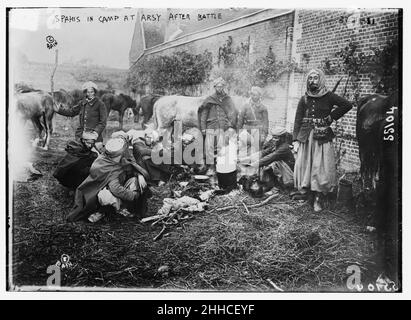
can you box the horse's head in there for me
[69,89,85,105]
[51,90,75,112]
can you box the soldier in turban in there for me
[67,133,151,223]
[58,81,108,142]
[238,86,269,149]
[198,77,238,175]
[293,68,352,211]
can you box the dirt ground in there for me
[9,113,383,291]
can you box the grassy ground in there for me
[10,113,381,291]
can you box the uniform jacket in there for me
[259,140,295,169]
[238,102,269,142]
[293,92,352,143]
[58,97,108,142]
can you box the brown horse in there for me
[134,94,162,128]
[101,93,137,130]
[15,90,74,150]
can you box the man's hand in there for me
[292,141,300,154]
[137,174,147,190]
[324,115,333,126]
[201,130,206,136]
[250,160,259,167]
[127,129,142,143]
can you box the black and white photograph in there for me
[5,3,402,295]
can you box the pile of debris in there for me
[142,177,218,241]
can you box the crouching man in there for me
[53,130,100,190]
[66,134,151,223]
[251,127,295,189]
[127,129,172,186]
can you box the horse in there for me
[101,93,137,130]
[356,91,400,279]
[356,92,398,188]
[15,89,74,150]
[134,94,162,128]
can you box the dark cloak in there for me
[53,140,98,189]
[67,151,149,222]
[197,93,238,129]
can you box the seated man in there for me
[250,127,295,189]
[53,130,99,190]
[66,134,151,223]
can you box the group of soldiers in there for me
[53,67,352,223]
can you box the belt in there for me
[244,120,261,126]
[302,117,328,126]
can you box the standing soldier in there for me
[238,86,269,148]
[58,81,108,142]
[293,69,352,212]
[198,77,238,175]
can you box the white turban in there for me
[105,137,128,158]
[250,86,263,96]
[270,127,287,137]
[213,77,226,87]
[82,81,98,91]
[81,130,98,140]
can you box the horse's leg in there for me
[31,117,43,147]
[41,112,49,150]
[119,109,124,130]
[43,110,54,150]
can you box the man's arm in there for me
[258,143,290,167]
[228,98,238,129]
[108,177,138,202]
[330,93,353,120]
[261,108,269,142]
[292,97,305,141]
[94,101,108,135]
[237,108,246,129]
[200,104,210,133]
[57,103,81,117]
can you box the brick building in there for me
[129,8,401,171]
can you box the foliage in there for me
[127,37,301,96]
[70,66,126,90]
[213,45,301,96]
[366,41,399,95]
[126,50,213,94]
[253,48,301,86]
[322,39,399,102]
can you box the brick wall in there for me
[139,10,295,128]
[290,9,400,171]
[131,9,400,172]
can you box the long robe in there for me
[53,140,98,189]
